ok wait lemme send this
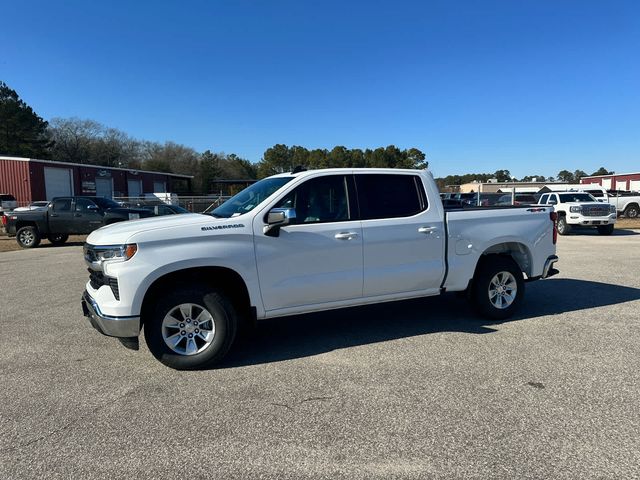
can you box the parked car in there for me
[82,167,559,370]
[0,193,18,212]
[142,204,190,216]
[4,196,155,248]
[538,192,616,235]
[496,194,538,206]
[441,198,466,209]
[13,201,50,212]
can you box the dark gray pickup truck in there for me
[4,196,153,248]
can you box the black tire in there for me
[624,204,639,219]
[472,256,525,320]
[48,233,69,245]
[557,215,571,236]
[16,226,41,249]
[144,285,238,370]
[597,224,614,235]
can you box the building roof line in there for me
[582,172,640,179]
[0,155,194,178]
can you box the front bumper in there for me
[81,290,140,338]
[568,214,616,226]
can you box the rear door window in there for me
[52,198,72,212]
[355,174,427,220]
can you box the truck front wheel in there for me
[16,226,41,248]
[144,285,238,370]
[557,216,571,235]
[472,256,525,320]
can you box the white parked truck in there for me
[538,191,617,235]
[605,192,640,219]
[82,168,559,369]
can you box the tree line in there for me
[435,167,614,191]
[1,80,615,194]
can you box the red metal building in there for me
[0,156,192,206]
[580,172,640,192]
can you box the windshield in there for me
[211,177,294,218]
[92,197,121,209]
[559,193,597,203]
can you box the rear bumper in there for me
[542,255,559,279]
[527,255,559,282]
[81,290,140,338]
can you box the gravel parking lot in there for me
[1,231,640,479]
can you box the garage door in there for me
[95,177,113,198]
[44,167,73,199]
[631,180,640,192]
[616,181,628,191]
[602,179,612,189]
[128,179,142,197]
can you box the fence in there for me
[113,195,231,213]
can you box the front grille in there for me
[87,268,120,300]
[582,206,610,217]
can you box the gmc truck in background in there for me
[82,168,559,370]
[538,191,617,235]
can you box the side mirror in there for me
[264,208,296,237]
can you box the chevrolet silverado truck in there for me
[5,196,153,248]
[81,168,559,370]
[606,191,640,219]
[538,191,617,235]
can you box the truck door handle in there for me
[335,232,359,240]
[50,214,59,217]
[74,213,82,217]
[418,226,437,234]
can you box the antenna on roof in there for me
[292,165,307,173]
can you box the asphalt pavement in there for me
[1,231,639,479]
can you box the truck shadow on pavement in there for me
[221,278,640,368]
[566,228,640,236]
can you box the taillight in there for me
[550,211,558,244]
[1,215,6,226]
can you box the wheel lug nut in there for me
[195,329,199,333]
[181,330,186,335]
[188,333,193,338]
[180,323,185,328]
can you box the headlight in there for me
[569,206,582,213]
[610,205,616,213]
[85,244,137,265]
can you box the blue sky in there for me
[2,0,639,179]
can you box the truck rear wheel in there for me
[48,233,69,245]
[557,216,571,235]
[597,224,614,235]
[472,256,525,320]
[624,204,639,219]
[16,226,41,248]
[144,285,238,370]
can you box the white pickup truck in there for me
[81,168,559,369]
[538,191,617,235]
